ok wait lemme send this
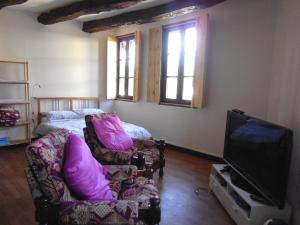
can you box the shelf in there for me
[0,60,27,64]
[0,80,28,84]
[0,121,30,128]
[0,60,31,147]
[0,99,30,104]
[213,164,264,207]
[0,139,30,147]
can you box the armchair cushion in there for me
[64,134,112,201]
[60,200,138,225]
[105,165,138,181]
[91,113,133,151]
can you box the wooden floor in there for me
[0,146,234,225]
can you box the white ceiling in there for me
[10,0,174,22]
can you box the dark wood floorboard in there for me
[0,146,234,225]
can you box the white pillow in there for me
[73,108,105,118]
[46,111,80,121]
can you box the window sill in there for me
[115,98,134,102]
[159,102,191,108]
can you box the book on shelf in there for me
[0,137,10,146]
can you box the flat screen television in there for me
[223,109,293,209]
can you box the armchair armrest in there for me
[24,167,43,201]
[60,200,138,225]
[105,165,138,181]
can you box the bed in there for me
[34,97,152,140]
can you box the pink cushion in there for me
[91,114,133,151]
[63,134,112,200]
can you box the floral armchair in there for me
[24,129,161,225]
[84,114,166,178]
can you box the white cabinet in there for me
[209,164,291,225]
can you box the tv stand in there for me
[250,194,272,206]
[209,164,291,225]
[229,170,261,197]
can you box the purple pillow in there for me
[91,114,133,151]
[63,134,112,200]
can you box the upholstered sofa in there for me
[24,129,161,225]
[84,114,166,178]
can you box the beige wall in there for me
[0,8,99,98]
[93,0,277,157]
[267,0,300,223]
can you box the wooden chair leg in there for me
[158,140,166,178]
[141,196,161,225]
[35,197,59,225]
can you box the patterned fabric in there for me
[106,165,138,181]
[0,109,20,120]
[25,128,73,203]
[0,119,17,126]
[60,200,139,225]
[25,129,160,225]
[0,109,20,126]
[84,115,160,172]
[119,177,159,210]
[24,167,43,201]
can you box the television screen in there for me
[223,110,293,208]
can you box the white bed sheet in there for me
[35,119,152,140]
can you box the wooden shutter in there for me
[147,27,162,103]
[107,36,117,100]
[192,14,209,108]
[133,31,141,102]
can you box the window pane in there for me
[182,77,193,100]
[128,59,135,78]
[167,30,181,76]
[168,30,181,54]
[118,78,125,96]
[119,60,126,77]
[129,39,135,60]
[167,54,180,76]
[128,78,134,96]
[119,41,127,60]
[166,77,178,99]
[184,27,196,76]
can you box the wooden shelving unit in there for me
[0,60,31,146]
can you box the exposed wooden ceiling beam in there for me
[0,0,27,10]
[38,0,145,25]
[83,0,226,33]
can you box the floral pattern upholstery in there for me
[60,200,139,225]
[84,114,160,172]
[24,129,159,225]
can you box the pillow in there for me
[73,108,105,118]
[63,134,112,200]
[91,113,133,151]
[46,111,80,121]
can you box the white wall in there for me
[93,0,277,157]
[0,8,99,98]
[267,0,300,223]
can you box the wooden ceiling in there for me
[0,0,27,10]
[1,0,226,33]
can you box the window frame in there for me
[160,20,196,106]
[116,34,135,100]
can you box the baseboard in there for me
[166,143,224,163]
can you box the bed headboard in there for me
[35,97,100,124]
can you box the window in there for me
[117,35,136,100]
[160,21,197,105]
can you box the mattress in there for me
[35,119,152,140]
